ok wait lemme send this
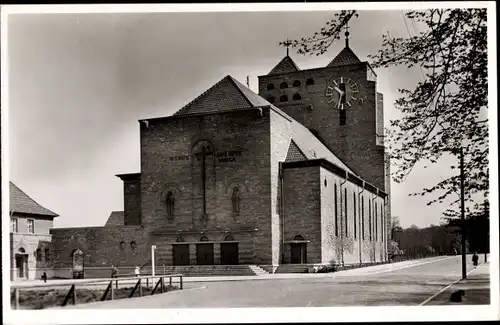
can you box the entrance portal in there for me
[196,243,214,265]
[290,243,307,264]
[173,244,190,266]
[220,243,239,265]
[15,254,28,279]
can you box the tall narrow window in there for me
[36,248,42,261]
[334,184,338,237]
[353,192,357,240]
[340,109,346,126]
[45,248,50,262]
[369,200,372,241]
[27,219,35,234]
[306,78,314,86]
[11,218,18,233]
[267,83,275,90]
[361,196,365,240]
[375,202,378,241]
[280,94,288,102]
[280,82,288,89]
[344,189,348,237]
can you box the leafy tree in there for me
[282,9,489,216]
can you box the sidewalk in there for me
[423,262,490,305]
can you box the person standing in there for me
[134,266,140,277]
[472,252,479,268]
[111,265,118,278]
[42,270,47,283]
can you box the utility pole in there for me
[460,146,467,280]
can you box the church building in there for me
[50,35,391,275]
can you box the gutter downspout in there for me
[358,182,365,264]
[339,170,348,267]
[279,162,285,266]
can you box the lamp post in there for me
[151,245,156,277]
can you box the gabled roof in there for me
[105,211,124,226]
[285,140,307,162]
[9,182,58,217]
[327,46,362,67]
[268,56,300,75]
[173,75,271,116]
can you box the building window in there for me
[292,80,301,87]
[120,241,125,250]
[361,196,365,240]
[369,200,372,241]
[293,93,301,101]
[334,184,338,237]
[224,235,234,241]
[340,109,346,126]
[130,241,137,250]
[353,192,357,240]
[27,219,35,234]
[45,248,50,262]
[268,96,276,103]
[344,189,348,237]
[267,83,275,90]
[36,248,42,261]
[280,94,288,102]
[176,235,185,242]
[306,78,314,86]
[375,202,378,241]
[280,82,288,89]
[11,218,18,233]
[200,236,209,242]
[294,235,305,241]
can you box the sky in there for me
[5,8,489,229]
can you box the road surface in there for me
[61,255,489,308]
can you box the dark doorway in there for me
[15,254,27,279]
[196,243,214,265]
[220,243,239,265]
[172,244,190,266]
[290,243,307,264]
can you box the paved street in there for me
[57,255,490,308]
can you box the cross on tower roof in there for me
[283,39,292,56]
[344,23,350,48]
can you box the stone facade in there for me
[47,45,391,272]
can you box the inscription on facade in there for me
[169,150,243,163]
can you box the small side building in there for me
[9,182,58,280]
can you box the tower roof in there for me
[326,46,362,67]
[173,75,271,116]
[268,55,300,75]
[9,181,59,217]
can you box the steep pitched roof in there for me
[9,182,58,217]
[268,56,300,75]
[285,140,308,162]
[327,46,362,67]
[105,211,124,226]
[173,75,270,116]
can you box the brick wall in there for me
[124,178,141,225]
[282,166,322,263]
[50,226,148,268]
[139,109,273,264]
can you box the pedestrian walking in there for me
[111,265,118,278]
[134,266,140,277]
[41,270,47,283]
[472,252,479,268]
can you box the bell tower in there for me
[258,32,388,192]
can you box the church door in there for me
[220,243,239,265]
[290,243,307,264]
[15,255,27,279]
[172,244,190,266]
[196,243,214,265]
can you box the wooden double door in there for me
[220,243,239,265]
[173,244,190,266]
[290,243,307,264]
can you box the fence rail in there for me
[10,274,183,310]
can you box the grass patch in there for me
[12,285,179,310]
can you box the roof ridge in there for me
[290,139,307,158]
[174,76,232,116]
[9,181,59,217]
[268,55,300,75]
[327,46,362,67]
[227,76,257,108]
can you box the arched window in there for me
[280,82,288,89]
[292,80,301,87]
[224,235,234,241]
[200,236,209,242]
[293,93,302,101]
[130,241,137,250]
[280,95,288,102]
[45,248,50,262]
[334,184,338,237]
[176,236,185,242]
[361,196,365,240]
[369,200,372,241]
[267,96,276,103]
[306,78,314,86]
[353,192,357,240]
[267,83,275,90]
[344,189,348,237]
[18,247,26,254]
[36,248,42,261]
[294,235,305,241]
[375,202,378,241]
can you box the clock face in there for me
[325,77,360,109]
